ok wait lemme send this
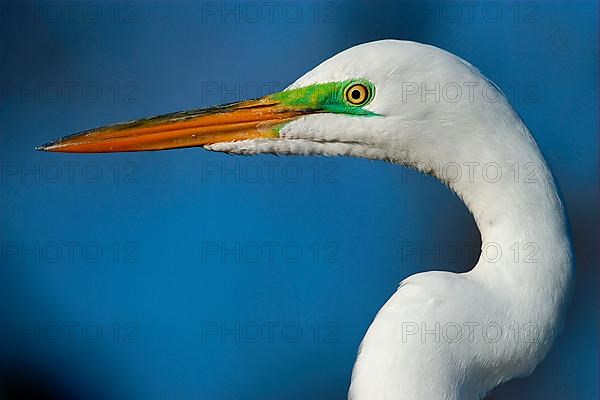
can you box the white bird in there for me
[38,40,573,400]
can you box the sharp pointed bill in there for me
[37,80,377,153]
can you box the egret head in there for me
[38,40,513,171]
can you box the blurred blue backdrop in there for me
[0,1,597,399]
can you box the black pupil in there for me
[351,89,362,100]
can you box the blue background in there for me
[0,1,597,399]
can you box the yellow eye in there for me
[345,83,370,105]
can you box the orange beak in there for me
[36,98,308,153]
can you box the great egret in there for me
[38,40,573,400]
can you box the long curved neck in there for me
[426,116,573,342]
[395,116,573,400]
[448,129,571,293]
